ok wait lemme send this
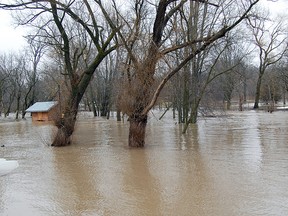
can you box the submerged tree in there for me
[99,0,259,147]
[1,0,117,146]
[1,0,259,147]
[247,9,288,109]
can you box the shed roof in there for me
[26,101,58,112]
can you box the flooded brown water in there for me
[1,110,288,216]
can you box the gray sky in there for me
[0,0,287,53]
[0,10,27,52]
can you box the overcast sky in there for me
[0,0,287,53]
[0,9,27,52]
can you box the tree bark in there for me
[15,91,21,120]
[128,114,147,147]
[89,84,97,117]
[52,99,78,146]
[253,71,264,109]
[51,122,75,146]
[183,99,200,133]
[51,72,91,146]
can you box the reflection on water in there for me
[1,110,288,215]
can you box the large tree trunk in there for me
[52,75,85,146]
[254,71,264,109]
[128,114,147,147]
[51,121,75,146]
[52,104,77,147]
[124,61,155,147]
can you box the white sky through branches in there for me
[0,0,287,53]
[0,9,27,52]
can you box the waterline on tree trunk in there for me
[51,115,76,147]
[128,115,147,147]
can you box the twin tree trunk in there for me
[52,96,79,147]
[126,62,155,147]
[127,93,150,147]
[51,71,95,146]
[50,0,258,148]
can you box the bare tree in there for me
[278,53,288,104]
[261,68,281,105]
[0,53,26,118]
[21,38,46,119]
[247,10,288,109]
[214,43,250,109]
[1,0,117,146]
[93,51,119,118]
[0,0,260,147]
[99,0,259,147]
[0,59,10,116]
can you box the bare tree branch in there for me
[142,0,259,115]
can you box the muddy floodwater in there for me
[1,110,288,216]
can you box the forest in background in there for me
[0,0,287,146]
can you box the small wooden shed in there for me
[26,101,59,121]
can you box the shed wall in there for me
[32,112,49,121]
[31,105,60,121]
